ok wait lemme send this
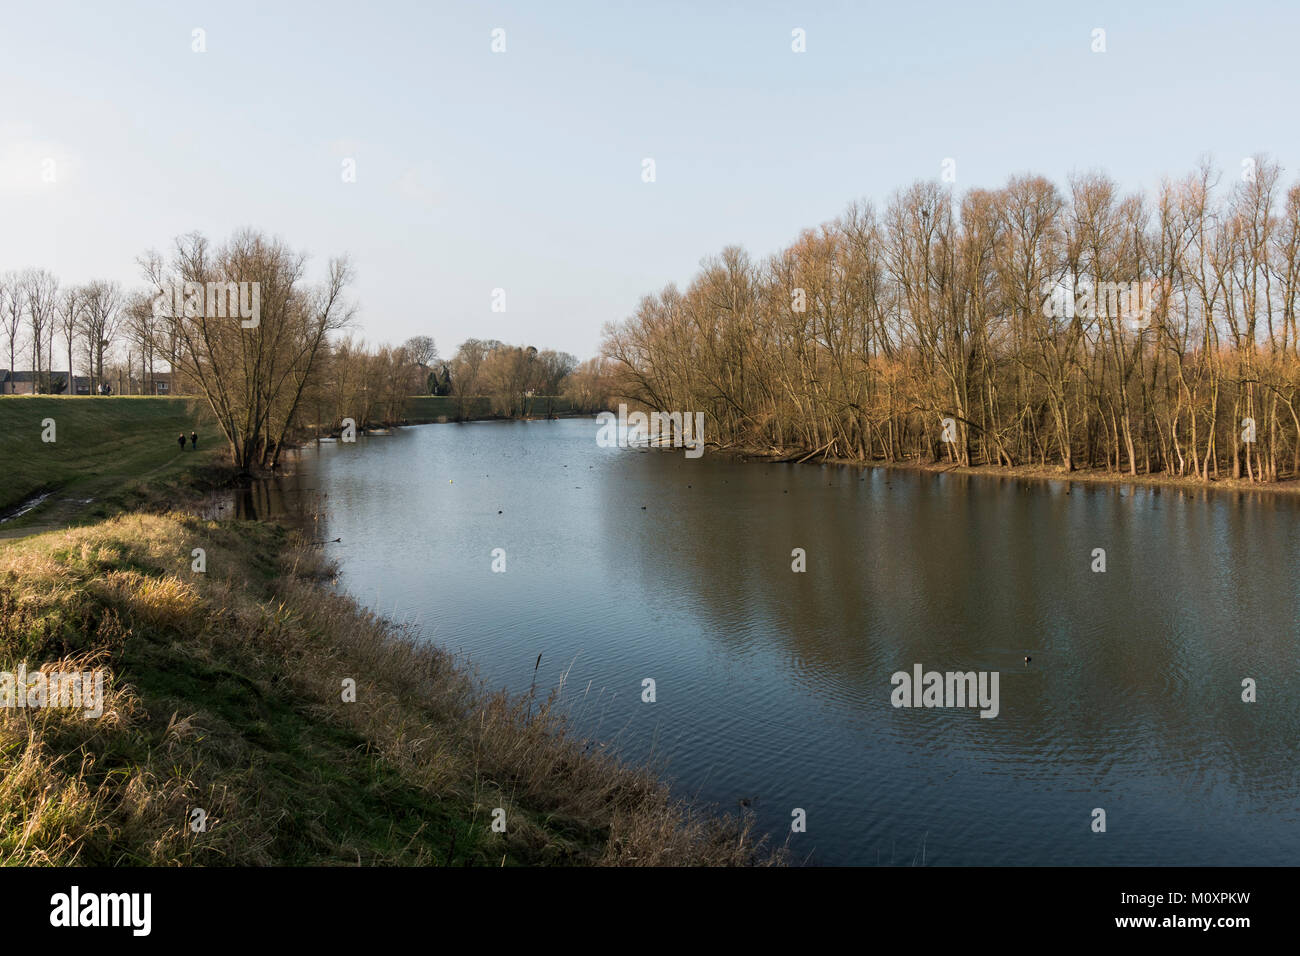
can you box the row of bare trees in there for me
[0,271,139,394]
[448,339,579,418]
[602,158,1300,483]
[562,356,616,413]
[4,229,601,471]
[303,338,425,433]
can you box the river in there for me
[228,417,1300,865]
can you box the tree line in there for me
[601,157,1300,483]
[3,229,617,473]
[1,270,153,395]
[446,339,600,418]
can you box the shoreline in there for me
[297,410,595,443]
[0,419,773,866]
[716,444,1300,499]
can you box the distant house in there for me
[5,371,75,395]
[127,372,174,395]
[1,369,180,395]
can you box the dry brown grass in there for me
[0,512,781,866]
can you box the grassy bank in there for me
[0,399,771,866]
[0,514,768,865]
[0,396,226,535]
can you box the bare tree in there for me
[534,349,577,415]
[449,338,493,419]
[56,286,83,393]
[481,344,540,417]
[22,270,59,392]
[142,230,354,470]
[402,334,438,367]
[123,290,160,394]
[79,280,123,394]
[0,274,20,394]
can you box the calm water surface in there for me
[238,418,1300,865]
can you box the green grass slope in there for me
[0,396,224,532]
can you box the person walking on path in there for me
[177,433,187,452]
[190,431,198,450]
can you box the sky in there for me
[1,0,1297,361]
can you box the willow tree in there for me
[141,230,354,472]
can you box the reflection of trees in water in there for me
[233,463,327,540]
[598,458,1023,680]
[593,455,912,689]
[595,454,1300,783]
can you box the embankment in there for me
[0,396,227,535]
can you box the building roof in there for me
[7,370,75,382]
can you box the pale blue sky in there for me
[1,0,1295,359]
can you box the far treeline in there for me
[2,230,617,473]
[602,157,1300,483]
